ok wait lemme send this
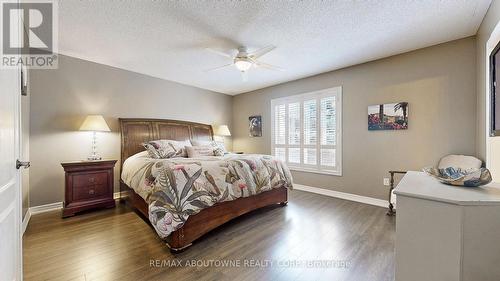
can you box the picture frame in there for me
[249,115,262,137]
[368,102,408,131]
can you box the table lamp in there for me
[214,125,231,145]
[79,115,110,160]
[216,125,231,137]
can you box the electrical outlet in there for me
[383,178,390,186]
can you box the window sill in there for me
[289,167,342,176]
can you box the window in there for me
[271,87,342,175]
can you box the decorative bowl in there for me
[422,166,492,187]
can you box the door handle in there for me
[16,160,30,169]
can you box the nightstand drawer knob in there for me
[88,177,95,183]
[89,189,95,195]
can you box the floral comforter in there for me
[121,152,293,238]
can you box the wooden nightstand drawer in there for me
[73,184,108,201]
[61,160,117,218]
[73,172,108,188]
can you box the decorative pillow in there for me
[186,145,215,158]
[191,140,226,156]
[142,139,190,159]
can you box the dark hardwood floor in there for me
[23,190,395,281]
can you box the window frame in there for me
[271,86,342,176]
[490,39,500,136]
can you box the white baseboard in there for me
[113,191,126,199]
[29,201,63,215]
[22,209,31,235]
[28,192,123,214]
[293,184,388,208]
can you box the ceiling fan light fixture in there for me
[205,46,282,75]
[234,59,253,72]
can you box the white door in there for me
[0,68,22,280]
[0,3,23,280]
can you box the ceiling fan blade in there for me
[241,71,248,82]
[249,46,275,59]
[255,61,284,71]
[205,48,233,58]
[204,63,233,72]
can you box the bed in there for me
[119,118,292,251]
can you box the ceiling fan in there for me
[205,46,283,81]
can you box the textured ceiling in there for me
[59,0,491,95]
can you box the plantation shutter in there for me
[320,96,336,167]
[274,103,286,162]
[288,102,301,164]
[271,87,342,175]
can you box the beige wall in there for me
[232,37,477,200]
[476,0,500,181]
[29,54,232,206]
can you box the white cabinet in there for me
[394,172,500,281]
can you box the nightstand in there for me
[61,160,117,217]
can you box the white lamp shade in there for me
[79,115,111,132]
[215,125,231,136]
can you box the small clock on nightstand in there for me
[61,160,117,218]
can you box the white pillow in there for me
[191,140,226,156]
[175,140,192,156]
[186,145,215,158]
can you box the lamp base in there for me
[87,155,102,161]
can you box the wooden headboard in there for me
[119,118,214,168]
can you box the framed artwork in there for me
[490,39,500,136]
[368,102,408,130]
[249,115,262,137]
